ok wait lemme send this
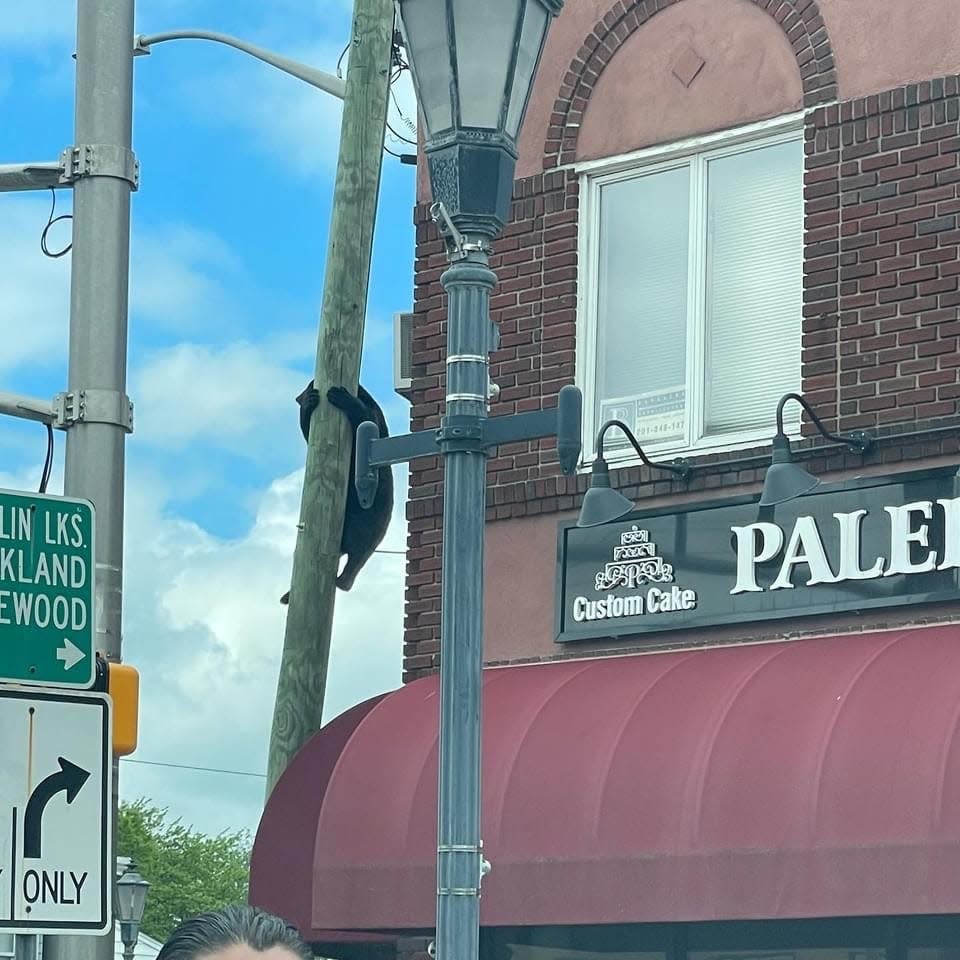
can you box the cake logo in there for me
[593,526,674,591]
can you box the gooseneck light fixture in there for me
[577,419,693,528]
[759,392,874,507]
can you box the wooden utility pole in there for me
[266,0,394,797]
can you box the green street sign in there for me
[0,489,95,688]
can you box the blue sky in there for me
[1,0,415,837]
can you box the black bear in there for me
[281,381,394,601]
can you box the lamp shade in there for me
[397,0,564,235]
[115,867,150,926]
[758,434,820,507]
[577,458,635,528]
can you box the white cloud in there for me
[130,222,241,334]
[131,340,310,450]
[0,196,71,375]
[119,462,406,835]
[185,41,348,177]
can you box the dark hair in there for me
[156,904,312,960]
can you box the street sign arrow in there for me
[23,758,91,859]
[0,489,96,688]
[56,638,86,672]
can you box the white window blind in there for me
[704,141,803,435]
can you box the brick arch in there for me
[544,0,837,169]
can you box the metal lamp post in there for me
[114,866,150,960]
[387,4,565,960]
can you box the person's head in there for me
[156,904,313,960]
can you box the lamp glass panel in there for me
[506,0,549,137]
[116,874,149,923]
[399,0,453,135]
[452,0,517,128]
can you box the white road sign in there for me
[0,687,112,934]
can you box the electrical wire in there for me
[121,757,267,779]
[38,424,54,494]
[335,40,350,78]
[386,119,417,146]
[40,187,72,258]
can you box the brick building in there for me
[252,2,960,959]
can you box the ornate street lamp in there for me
[115,865,150,960]
[397,0,562,238]
[391,5,565,960]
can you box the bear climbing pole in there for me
[266,0,394,797]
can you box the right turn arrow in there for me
[23,757,91,859]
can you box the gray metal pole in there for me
[44,0,136,957]
[435,251,496,960]
[14,935,38,960]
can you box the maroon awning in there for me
[250,626,960,940]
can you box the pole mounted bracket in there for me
[430,202,491,262]
[54,389,135,433]
[59,144,140,190]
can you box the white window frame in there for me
[576,112,806,466]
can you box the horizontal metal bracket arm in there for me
[367,397,580,466]
[59,144,140,190]
[0,391,57,425]
[54,389,134,432]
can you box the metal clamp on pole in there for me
[430,202,492,261]
[436,415,485,454]
[54,389,135,432]
[59,143,140,190]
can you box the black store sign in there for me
[556,467,960,643]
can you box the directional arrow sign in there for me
[0,489,95,688]
[0,687,111,935]
[23,758,91,859]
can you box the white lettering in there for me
[771,516,837,590]
[33,552,50,586]
[71,555,86,589]
[13,592,31,623]
[72,597,87,631]
[730,522,784,594]
[833,509,885,580]
[647,585,697,613]
[33,594,50,628]
[884,501,937,576]
[0,506,31,541]
[938,496,960,571]
[70,513,83,547]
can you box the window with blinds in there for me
[583,123,803,459]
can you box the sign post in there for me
[0,491,95,689]
[0,688,112,935]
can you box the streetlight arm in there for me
[134,30,347,100]
[0,162,65,193]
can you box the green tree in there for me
[118,799,251,942]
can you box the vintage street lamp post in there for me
[359,4,568,960]
[114,865,150,960]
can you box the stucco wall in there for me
[415,0,960,199]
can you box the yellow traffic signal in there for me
[94,656,140,756]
